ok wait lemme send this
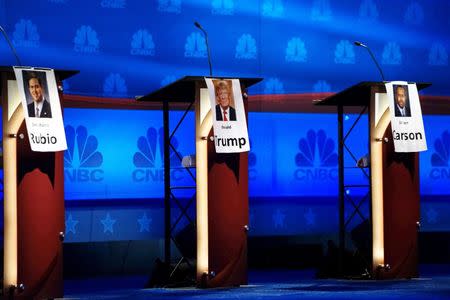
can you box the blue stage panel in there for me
[63,109,450,200]
[421,115,450,196]
[270,113,339,196]
[63,108,195,200]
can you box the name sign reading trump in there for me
[386,81,427,153]
[205,78,250,153]
[14,67,67,152]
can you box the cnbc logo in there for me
[12,19,40,48]
[430,130,450,179]
[64,126,104,182]
[130,29,155,56]
[101,0,126,8]
[294,129,338,181]
[132,127,183,182]
[74,25,99,53]
[235,34,257,60]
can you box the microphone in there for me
[354,40,385,82]
[0,25,22,66]
[194,21,212,77]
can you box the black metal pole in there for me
[163,100,171,266]
[338,104,345,277]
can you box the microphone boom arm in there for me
[0,25,22,66]
[354,41,385,82]
[365,46,385,82]
[194,21,212,77]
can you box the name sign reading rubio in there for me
[206,78,250,153]
[14,67,67,152]
[386,81,427,153]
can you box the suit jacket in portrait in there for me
[215,104,236,121]
[28,99,52,118]
[394,103,411,117]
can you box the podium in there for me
[315,81,430,279]
[1,67,78,297]
[138,76,262,287]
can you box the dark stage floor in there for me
[64,265,450,299]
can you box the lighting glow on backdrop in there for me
[1,0,450,241]
[0,0,449,96]
[56,109,450,242]
[62,109,450,200]
[1,109,449,241]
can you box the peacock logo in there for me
[313,80,331,93]
[382,42,402,65]
[334,40,355,64]
[262,0,284,18]
[103,73,128,97]
[285,37,307,63]
[428,43,448,66]
[235,34,257,60]
[359,0,378,21]
[311,0,332,21]
[404,2,424,25]
[73,25,99,53]
[132,127,184,182]
[294,129,338,181]
[101,0,126,8]
[184,32,207,58]
[64,125,104,182]
[264,78,285,94]
[130,29,155,56]
[212,0,234,15]
[12,19,40,48]
[158,0,181,14]
[430,130,450,180]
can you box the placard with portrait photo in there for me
[386,81,427,152]
[206,78,250,153]
[14,67,67,152]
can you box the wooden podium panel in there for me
[206,130,249,287]
[1,67,77,297]
[380,125,420,279]
[16,123,65,298]
[139,76,261,288]
[315,81,429,279]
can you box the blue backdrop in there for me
[60,109,450,242]
[1,0,449,242]
[1,0,450,96]
[63,110,450,200]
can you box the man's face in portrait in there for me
[217,87,230,109]
[29,78,43,103]
[395,86,406,109]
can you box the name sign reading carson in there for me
[386,81,427,153]
[206,78,250,153]
[14,67,67,152]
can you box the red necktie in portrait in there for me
[223,110,228,121]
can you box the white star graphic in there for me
[137,212,152,233]
[101,213,117,234]
[273,209,286,228]
[304,208,316,226]
[426,207,438,224]
[65,213,79,235]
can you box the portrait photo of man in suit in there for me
[393,85,411,117]
[25,71,52,118]
[215,80,236,121]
